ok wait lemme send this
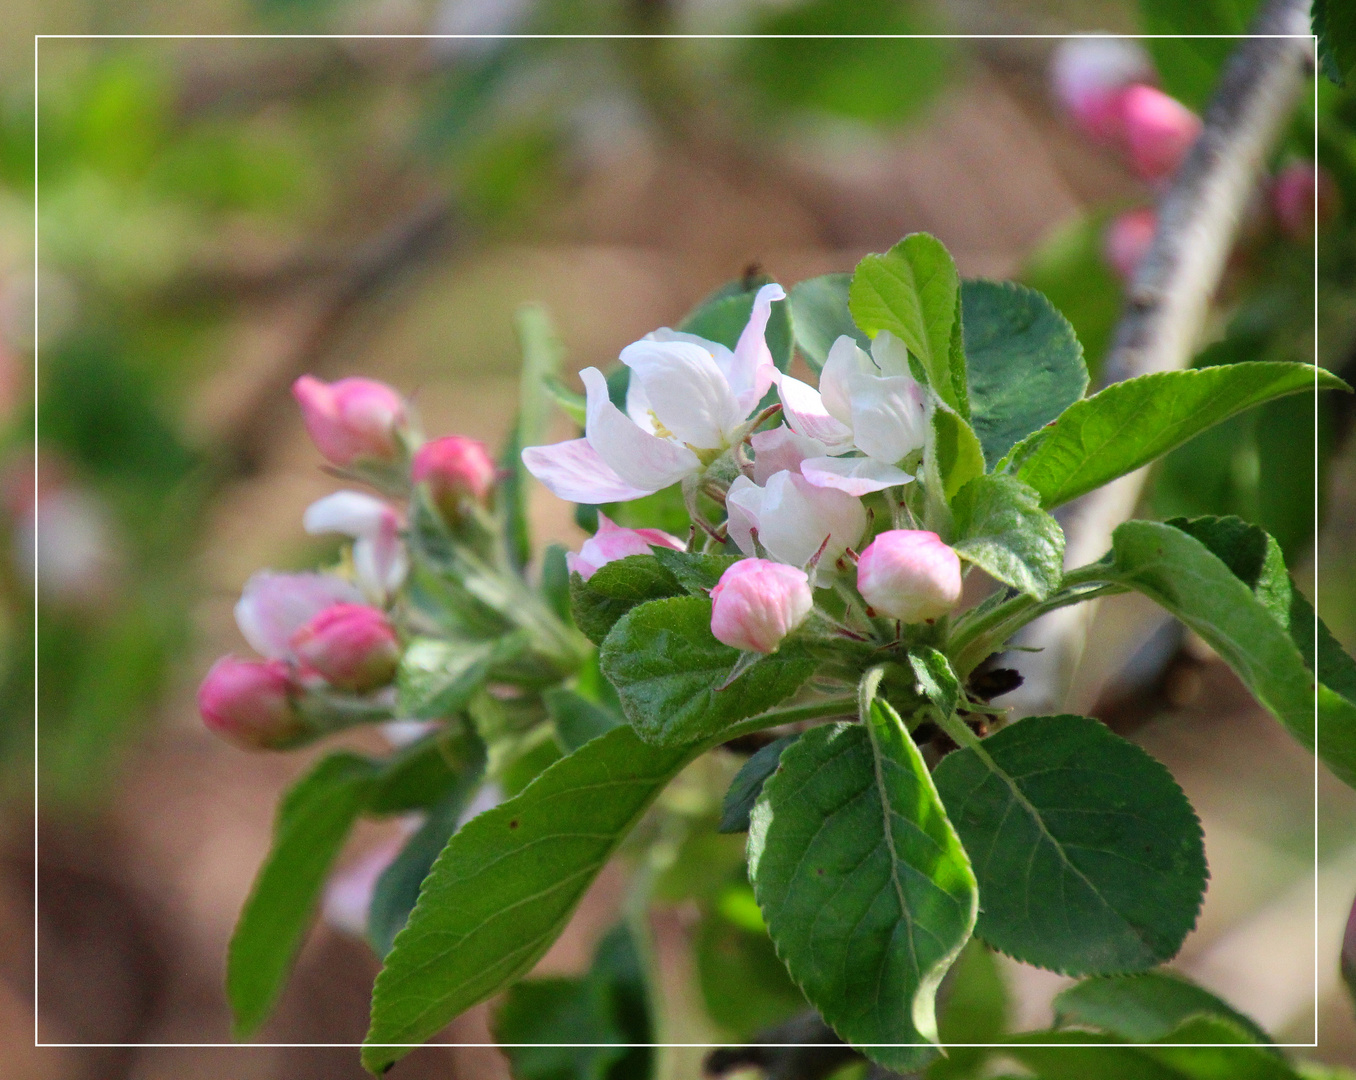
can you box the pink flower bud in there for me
[411,436,497,517]
[709,558,813,654]
[290,603,400,692]
[1103,208,1157,282]
[292,375,406,467]
[198,656,303,750]
[566,513,685,581]
[1050,38,1152,144]
[1272,162,1339,240]
[856,530,962,624]
[1118,85,1200,182]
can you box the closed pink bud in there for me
[710,559,813,654]
[1103,208,1157,281]
[412,436,497,517]
[292,375,406,467]
[198,656,303,750]
[857,530,962,623]
[1050,38,1152,144]
[1119,85,1200,182]
[566,513,685,581]
[290,603,400,692]
[1272,162,1339,240]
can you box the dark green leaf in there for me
[569,555,683,647]
[228,753,379,1037]
[718,734,798,833]
[1054,971,1271,1044]
[1010,364,1347,509]
[363,725,702,1073]
[650,548,741,595]
[933,714,1206,976]
[542,543,573,624]
[545,687,623,753]
[961,279,1088,468]
[697,902,807,1039]
[600,596,816,746]
[1008,1027,1298,1080]
[788,273,870,372]
[750,671,977,1071]
[1316,0,1356,85]
[951,475,1065,599]
[680,274,793,373]
[850,232,968,416]
[909,646,960,719]
[367,725,484,815]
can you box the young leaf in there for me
[650,548,741,595]
[1010,363,1348,509]
[961,279,1088,468]
[928,406,986,504]
[850,233,968,416]
[749,671,978,1071]
[544,686,623,753]
[951,475,1065,599]
[1053,971,1272,1044]
[681,274,794,372]
[363,725,703,1074]
[397,636,514,720]
[909,646,960,719]
[228,753,379,1038]
[600,596,816,747]
[933,714,1207,976]
[569,554,683,646]
[718,734,799,834]
[788,272,870,372]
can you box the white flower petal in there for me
[750,426,828,486]
[776,372,853,449]
[303,490,390,539]
[234,570,363,659]
[800,455,914,496]
[725,283,786,413]
[725,475,765,556]
[870,330,913,378]
[756,472,866,584]
[354,517,409,602]
[819,335,874,425]
[582,367,701,490]
[848,374,929,465]
[521,438,657,503]
[619,341,743,448]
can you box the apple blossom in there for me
[776,331,924,495]
[1119,85,1201,183]
[726,468,867,585]
[198,656,303,750]
[303,491,408,602]
[1050,37,1153,144]
[412,435,497,516]
[1104,207,1158,281]
[566,513,685,580]
[709,558,813,654]
[293,375,407,467]
[856,529,963,623]
[234,570,365,660]
[521,284,785,503]
[291,602,401,692]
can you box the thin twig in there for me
[1004,0,1315,718]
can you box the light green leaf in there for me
[909,646,960,719]
[788,272,870,372]
[933,714,1206,976]
[718,734,798,834]
[363,725,701,1074]
[952,474,1065,599]
[749,670,977,1071]
[929,406,986,504]
[1054,971,1272,1044]
[850,232,967,415]
[1010,363,1347,509]
[928,940,1009,1079]
[961,279,1088,468]
[600,596,816,746]
[680,274,793,372]
[228,753,379,1038]
[397,636,514,720]
[507,305,565,570]
[697,902,807,1040]
[569,554,683,647]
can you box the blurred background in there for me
[8,0,1356,1077]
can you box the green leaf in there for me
[961,279,1088,468]
[494,924,652,1080]
[397,636,510,720]
[933,714,1206,976]
[1053,971,1272,1044]
[718,734,798,833]
[680,274,793,373]
[228,753,379,1038]
[1139,0,1258,111]
[749,670,977,1071]
[788,272,870,372]
[363,725,701,1074]
[850,232,968,416]
[367,725,485,815]
[1008,1027,1298,1080]
[909,646,960,719]
[545,687,623,753]
[697,901,807,1039]
[1010,363,1348,509]
[542,543,573,624]
[928,406,986,504]
[951,475,1065,599]
[1316,0,1356,85]
[600,596,816,746]
[650,548,741,594]
[928,940,1009,1079]
[569,555,683,647]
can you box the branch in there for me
[1003,0,1315,718]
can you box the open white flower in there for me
[522,284,785,504]
[776,331,927,496]
[303,491,408,602]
